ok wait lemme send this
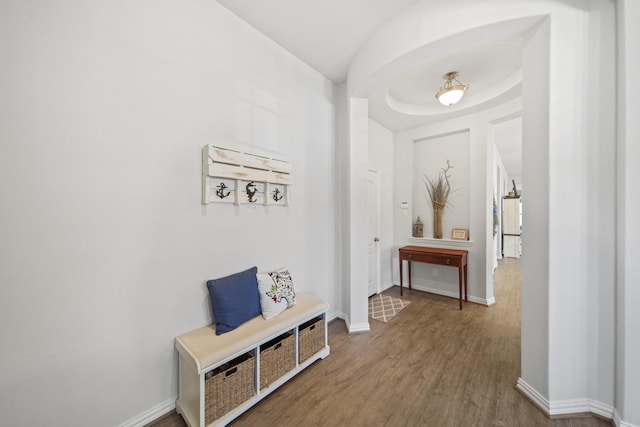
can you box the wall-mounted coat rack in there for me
[202,144,291,206]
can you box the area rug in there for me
[368,294,410,323]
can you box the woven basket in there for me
[259,331,295,390]
[298,316,325,363]
[204,352,255,424]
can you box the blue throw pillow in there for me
[207,266,261,335]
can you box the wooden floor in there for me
[149,258,612,427]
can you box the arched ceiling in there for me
[217,0,524,133]
[216,0,420,83]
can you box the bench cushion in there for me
[176,293,328,373]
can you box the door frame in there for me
[367,169,381,296]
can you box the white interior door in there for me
[367,170,380,296]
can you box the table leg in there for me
[399,258,403,296]
[408,261,412,290]
[464,263,468,301]
[458,264,463,310]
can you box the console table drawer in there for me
[405,253,456,266]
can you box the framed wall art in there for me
[451,228,468,240]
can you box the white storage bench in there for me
[175,293,330,427]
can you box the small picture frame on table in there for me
[451,228,468,241]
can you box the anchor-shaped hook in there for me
[246,181,258,203]
[215,182,231,199]
[272,188,283,202]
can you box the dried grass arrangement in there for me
[424,161,453,239]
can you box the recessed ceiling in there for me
[369,40,523,131]
[387,41,521,114]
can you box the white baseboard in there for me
[327,310,345,323]
[380,283,395,292]
[403,283,495,306]
[614,409,640,427]
[586,399,615,420]
[516,378,628,424]
[347,321,370,333]
[331,311,370,333]
[516,378,550,413]
[119,397,175,427]
[343,315,369,333]
[548,398,613,417]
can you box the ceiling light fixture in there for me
[435,71,468,106]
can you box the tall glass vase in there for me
[433,205,444,239]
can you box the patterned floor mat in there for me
[368,294,410,323]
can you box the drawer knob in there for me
[408,255,413,259]
[445,259,451,265]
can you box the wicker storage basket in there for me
[259,331,295,390]
[204,352,255,424]
[298,316,325,363]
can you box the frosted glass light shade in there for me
[436,85,467,106]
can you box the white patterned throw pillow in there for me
[257,267,296,320]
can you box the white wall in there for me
[492,116,521,268]
[368,119,395,290]
[493,117,523,189]
[493,134,512,266]
[412,132,470,238]
[0,1,338,426]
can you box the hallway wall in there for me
[0,1,338,425]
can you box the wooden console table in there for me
[399,246,468,310]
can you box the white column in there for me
[347,97,371,333]
[519,16,551,401]
[616,0,640,425]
